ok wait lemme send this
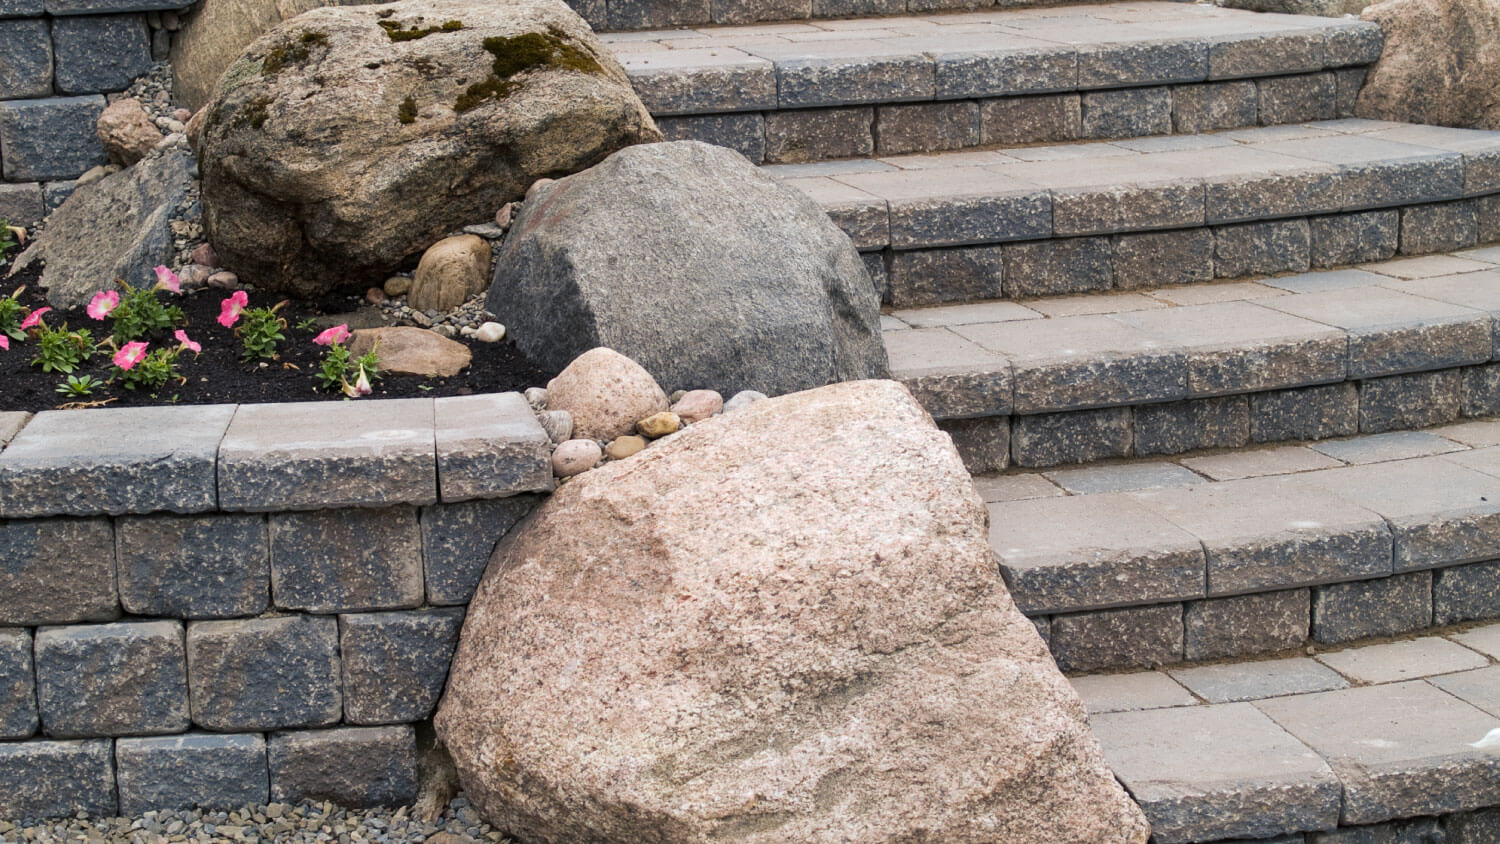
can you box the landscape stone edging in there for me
[0,393,554,519]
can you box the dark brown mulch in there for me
[0,260,556,413]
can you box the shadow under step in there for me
[611,4,1380,163]
[1071,625,1500,843]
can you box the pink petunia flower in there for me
[153,266,181,294]
[0,335,8,351]
[19,307,49,330]
[313,324,351,346]
[217,290,249,328]
[174,329,201,353]
[87,290,120,320]
[113,341,148,370]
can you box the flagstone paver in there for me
[1314,636,1490,684]
[1068,671,1195,715]
[1168,657,1348,704]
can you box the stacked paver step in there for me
[983,421,1500,674]
[883,246,1500,472]
[775,119,1500,308]
[610,3,1383,164]
[1071,625,1500,843]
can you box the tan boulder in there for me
[195,0,660,297]
[96,99,164,166]
[348,326,470,377]
[1356,0,1500,129]
[170,0,383,112]
[545,348,668,440]
[436,380,1151,844]
[409,235,490,313]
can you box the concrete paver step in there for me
[886,246,1500,471]
[985,424,1500,618]
[1074,626,1500,843]
[608,4,1382,161]
[767,121,1500,294]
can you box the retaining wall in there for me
[0,0,189,227]
[0,395,553,821]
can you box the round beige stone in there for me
[551,439,601,477]
[546,348,668,441]
[410,235,491,313]
[604,435,646,460]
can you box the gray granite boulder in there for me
[194,0,659,297]
[8,145,196,308]
[486,141,889,396]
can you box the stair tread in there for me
[885,246,1500,418]
[610,2,1381,115]
[771,120,1500,250]
[981,422,1500,614]
[1075,626,1500,842]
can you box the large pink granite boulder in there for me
[436,379,1150,844]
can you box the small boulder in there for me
[194,0,660,297]
[437,380,1150,844]
[635,411,680,439]
[603,435,645,459]
[190,243,218,267]
[473,321,505,343]
[545,348,668,441]
[1357,0,1500,129]
[8,147,197,307]
[410,235,491,313]
[671,389,722,424]
[551,439,600,477]
[97,99,164,166]
[349,326,471,377]
[524,387,548,410]
[487,141,888,396]
[383,276,412,297]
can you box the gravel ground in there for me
[0,796,515,843]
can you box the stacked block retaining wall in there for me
[0,396,552,820]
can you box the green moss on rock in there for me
[454,26,603,113]
[378,18,464,41]
[263,30,329,75]
[398,95,418,124]
[238,95,275,129]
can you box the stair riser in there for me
[656,70,1365,164]
[869,199,1496,307]
[587,0,1056,32]
[928,364,1500,472]
[1029,561,1500,674]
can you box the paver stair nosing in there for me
[1078,625,1500,843]
[771,120,1500,253]
[886,245,1500,420]
[609,4,1381,115]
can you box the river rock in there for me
[437,380,1149,844]
[1357,0,1500,129]
[486,141,888,397]
[550,439,600,477]
[538,410,572,444]
[410,235,491,313]
[97,98,164,166]
[723,389,768,413]
[670,389,722,424]
[349,326,471,377]
[635,411,680,438]
[195,0,660,297]
[603,435,645,459]
[545,348,668,441]
[8,146,197,308]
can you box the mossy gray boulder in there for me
[194,0,660,298]
[486,141,890,397]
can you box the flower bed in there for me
[0,259,553,413]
